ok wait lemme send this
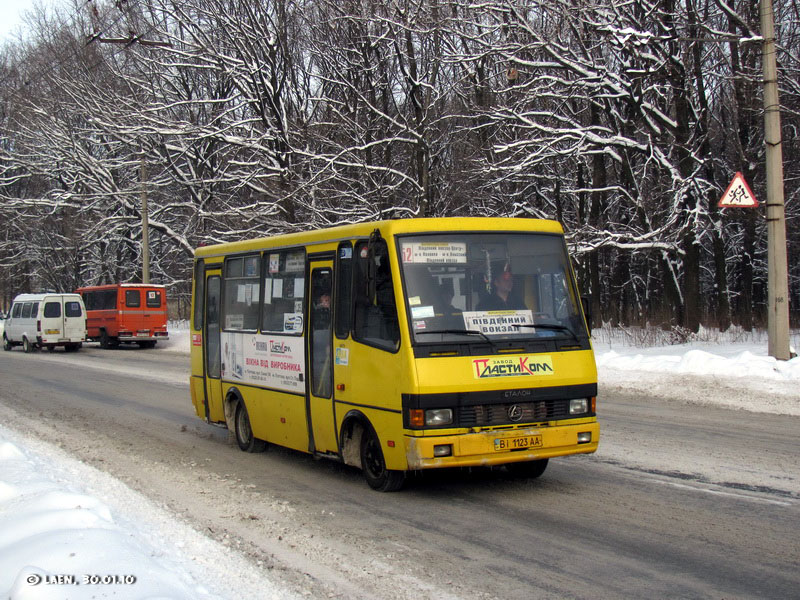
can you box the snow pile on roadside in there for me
[594,335,800,416]
[0,426,296,600]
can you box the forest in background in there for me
[0,0,798,330]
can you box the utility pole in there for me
[140,152,150,284]
[760,0,790,360]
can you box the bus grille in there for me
[459,399,570,426]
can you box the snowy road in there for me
[1,346,799,598]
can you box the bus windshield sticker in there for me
[285,252,305,272]
[284,313,303,332]
[401,241,467,264]
[411,305,435,319]
[293,278,305,298]
[408,296,421,306]
[462,310,534,334]
[226,314,244,329]
[472,355,555,379]
[335,347,349,366]
[268,254,280,274]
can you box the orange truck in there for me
[76,283,169,348]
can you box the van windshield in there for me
[398,232,587,344]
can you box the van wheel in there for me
[234,400,266,453]
[23,337,34,353]
[360,426,405,492]
[3,335,11,351]
[506,458,549,479]
[46,344,55,352]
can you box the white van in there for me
[3,293,87,352]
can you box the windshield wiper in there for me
[511,322,580,342]
[416,329,495,345]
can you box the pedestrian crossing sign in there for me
[718,172,759,208]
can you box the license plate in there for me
[494,435,542,451]
[136,332,150,337]
[45,329,60,335]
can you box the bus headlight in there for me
[569,398,588,415]
[425,409,453,426]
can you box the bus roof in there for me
[193,217,564,259]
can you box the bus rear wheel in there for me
[360,427,405,492]
[506,458,549,479]
[234,400,266,453]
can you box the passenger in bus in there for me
[435,284,463,328]
[477,261,526,311]
[312,285,332,397]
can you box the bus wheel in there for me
[360,427,405,492]
[234,400,266,453]
[23,337,34,353]
[506,458,549,479]
[100,330,110,349]
[3,335,11,351]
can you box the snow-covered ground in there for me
[1,322,798,598]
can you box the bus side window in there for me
[193,261,205,330]
[262,249,305,334]
[224,255,260,330]
[353,239,399,350]
[335,242,353,339]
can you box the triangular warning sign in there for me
[718,172,759,208]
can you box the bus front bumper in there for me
[404,421,599,470]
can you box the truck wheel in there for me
[3,335,11,351]
[360,426,405,492]
[234,400,266,453]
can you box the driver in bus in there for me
[477,260,526,311]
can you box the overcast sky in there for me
[0,0,69,42]
[1,0,33,41]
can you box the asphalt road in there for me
[1,346,798,599]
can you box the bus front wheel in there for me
[234,400,266,453]
[506,458,549,479]
[360,427,405,492]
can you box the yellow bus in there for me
[190,217,598,491]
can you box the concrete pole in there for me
[760,0,790,360]
[141,153,150,284]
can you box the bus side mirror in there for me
[581,295,592,331]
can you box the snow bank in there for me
[0,427,295,600]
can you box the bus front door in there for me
[204,273,225,422]
[307,263,337,453]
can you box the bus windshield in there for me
[398,232,587,344]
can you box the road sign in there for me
[718,172,759,208]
